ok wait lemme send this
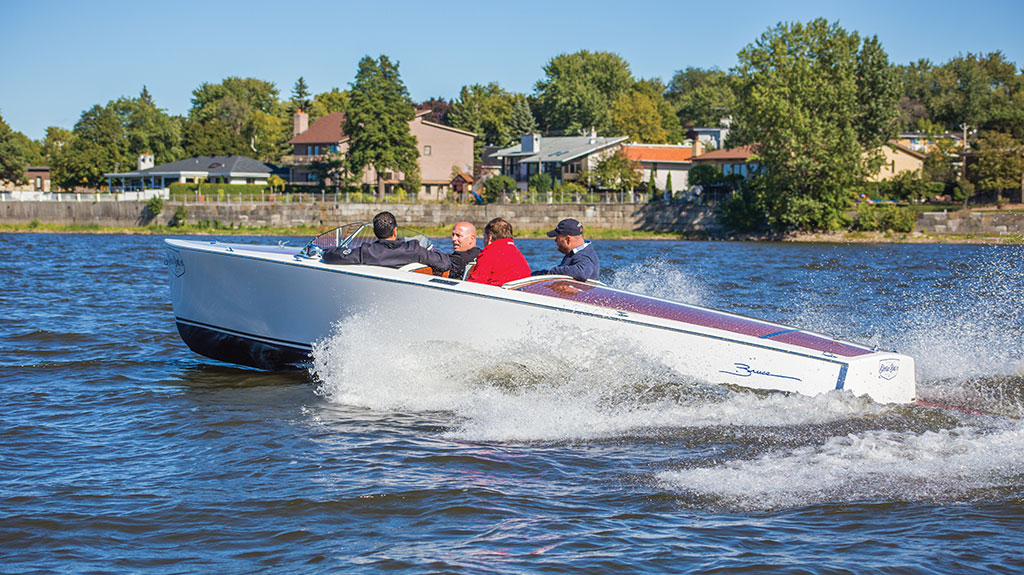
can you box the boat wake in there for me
[308,249,1024,510]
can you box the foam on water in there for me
[311,308,889,443]
[609,258,707,305]
[657,418,1024,510]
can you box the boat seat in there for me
[398,262,448,277]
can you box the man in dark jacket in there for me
[322,211,451,272]
[531,218,599,281]
[435,221,481,279]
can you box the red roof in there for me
[289,112,347,144]
[692,145,756,161]
[623,145,692,163]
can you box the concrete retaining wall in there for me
[916,210,1024,236]
[5,199,1023,236]
[0,200,723,233]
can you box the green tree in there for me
[449,83,523,169]
[665,172,673,198]
[534,50,633,134]
[314,88,348,117]
[291,76,312,112]
[930,52,1024,138]
[611,91,669,143]
[895,58,936,130]
[52,103,133,190]
[113,87,184,163]
[182,117,248,157]
[0,113,28,184]
[506,95,536,139]
[688,164,723,187]
[971,131,1024,201]
[666,67,737,128]
[592,150,641,193]
[187,77,288,160]
[344,55,419,197]
[41,126,72,165]
[731,19,901,231]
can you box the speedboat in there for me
[163,224,916,404]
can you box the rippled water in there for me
[2,233,1024,573]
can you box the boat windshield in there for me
[304,223,433,252]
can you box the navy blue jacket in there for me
[532,242,599,281]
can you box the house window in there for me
[330,144,338,153]
[246,178,256,184]
[424,145,432,156]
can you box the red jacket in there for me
[467,238,531,286]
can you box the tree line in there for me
[1,17,1023,231]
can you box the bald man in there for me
[436,221,482,279]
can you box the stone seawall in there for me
[5,199,1023,236]
[0,200,722,232]
[915,210,1024,236]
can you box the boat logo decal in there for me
[878,359,900,380]
[720,362,802,382]
[165,248,185,276]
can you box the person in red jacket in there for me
[466,217,531,286]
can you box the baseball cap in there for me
[546,218,583,237]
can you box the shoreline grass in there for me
[1,221,1021,244]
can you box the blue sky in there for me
[2,0,1022,140]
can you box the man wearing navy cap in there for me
[531,218,600,281]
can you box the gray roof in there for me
[493,136,628,164]
[106,155,283,178]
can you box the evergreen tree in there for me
[665,172,673,201]
[507,95,536,139]
[292,76,312,111]
[344,55,419,197]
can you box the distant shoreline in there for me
[2,223,1020,244]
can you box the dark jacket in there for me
[532,241,599,281]
[442,246,481,279]
[323,239,451,271]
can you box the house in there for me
[868,142,926,182]
[493,132,629,189]
[690,145,761,179]
[687,117,732,151]
[622,144,693,192]
[105,154,284,191]
[894,131,964,155]
[1,166,51,192]
[287,110,476,201]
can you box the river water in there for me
[2,233,1023,573]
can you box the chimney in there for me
[521,133,540,154]
[137,153,154,171]
[588,128,597,145]
[293,109,309,137]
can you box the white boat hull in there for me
[164,238,916,404]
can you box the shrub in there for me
[170,205,188,227]
[145,196,164,217]
[852,204,916,233]
[528,172,553,194]
[717,178,767,232]
[483,175,516,203]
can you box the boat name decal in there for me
[878,359,900,380]
[720,362,802,382]
[165,248,185,277]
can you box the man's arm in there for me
[322,246,360,265]
[417,246,451,271]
